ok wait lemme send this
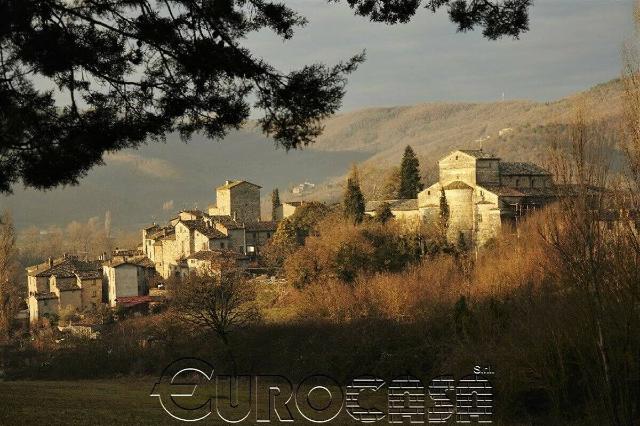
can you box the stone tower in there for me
[208,180,261,223]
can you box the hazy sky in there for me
[246,0,636,110]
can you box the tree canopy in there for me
[335,0,532,39]
[0,0,533,193]
[343,165,365,224]
[398,145,423,199]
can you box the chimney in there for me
[48,257,53,267]
[225,180,231,185]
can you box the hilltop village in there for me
[24,148,556,327]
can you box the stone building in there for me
[103,256,156,307]
[418,149,555,246]
[26,255,103,324]
[274,201,304,220]
[365,199,421,221]
[186,250,250,276]
[208,180,261,223]
[142,180,277,279]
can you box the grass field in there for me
[0,379,365,425]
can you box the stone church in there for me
[418,149,556,246]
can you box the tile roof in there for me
[209,215,243,230]
[365,199,419,212]
[481,185,558,198]
[32,257,102,280]
[54,279,81,291]
[195,227,228,239]
[105,256,155,268]
[245,221,278,232]
[187,250,249,261]
[216,180,262,190]
[115,295,159,307]
[499,162,551,176]
[458,149,500,160]
[443,181,474,190]
[181,219,229,239]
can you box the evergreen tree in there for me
[343,166,366,224]
[398,146,423,199]
[375,202,394,224]
[439,188,450,230]
[271,188,281,221]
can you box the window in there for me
[515,179,520,187]
[267,233,271,238]
[532,178,536,187]
[92,290,97,297]
[455,155,458,160]
[427,191,431,196]
[220,242,225,249]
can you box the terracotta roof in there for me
[365,199,419,212]
[116,295,159,307]
[458,149,500,160]
[444,181,474,190]
[245,221,278,232]
[216,180,262,190]
[499,162,551,176]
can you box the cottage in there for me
[26,255,103,324]
[103,256,156,307]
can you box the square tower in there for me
[209,180,261,223]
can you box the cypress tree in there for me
[271,188,281,221]
[343,166,366,224]
[439,187,450,230]
[398,145,423,199]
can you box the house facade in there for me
[103,256,156,307]
[26,256,103,324]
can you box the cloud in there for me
[106,152,180,179]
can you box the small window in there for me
[516,179,520,187]
[532,178,536,187]
[427,191,431,196]
[455,155,459,160]
[220,242,225,249]
[267,233,271,238]
[92,290,97,297]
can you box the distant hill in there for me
[0,79,625,230]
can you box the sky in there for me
[245,0,637,110]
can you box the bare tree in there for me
[169,271,261,374]
[0,211,21,340]
[542,102,640,425]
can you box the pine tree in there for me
[343,165,366,224]
[398,145,423,199]
[271,188,281,221]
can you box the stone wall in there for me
[439,153,476,186]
